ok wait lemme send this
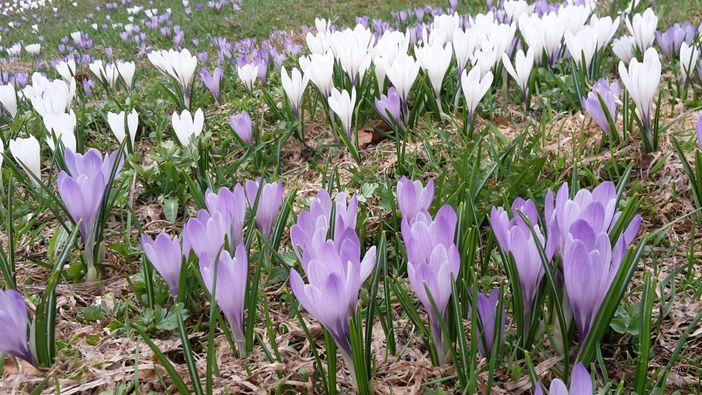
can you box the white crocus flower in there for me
[43,110,77,152]
[24,43,41,56]
[415,41,452,100]
[9,136,41,184]
[300,51,334,98]
[589,15,620,51]
[0,84,18,118]
[331,26,373,85]
[564,27,598,70]
[107,109,139,147]
[503,0,533,22]
[626,8,658,53]
[55,59,76,82]
[452,28,478,74]
[281,66,309,116]
[618,47,661,131]
[148,48,197,106]
[116,61,136,89]
[386,54,420,103]
[237,63,259,92]
[612,35,636,65]
[328,87,357,137]
[502,48,534,99]
[461,66,493,122]
[172,108,204,146]
[679,43,700,83]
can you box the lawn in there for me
[1,0,702,394]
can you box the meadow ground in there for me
[1,0,702,394]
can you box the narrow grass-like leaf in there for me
[633,271,655,394]
[133,324,191,394]
[175,304,203,395]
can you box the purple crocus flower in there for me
[83,78,96,95]
[489,198,546,324]
[396,176,434,223]
[57,149,123,280]
[696,112,702,151]
[245,179,284,241]
[582,79,621,136]
[545,181,641,259]
[290,190,376,373]
[535,362,593,395]
[0,289,36,365]
[183,210,228,260]
[204,184,247,249]
[229,111,253,144]
[200,243,248,356]
[140,233,183,298]
[375,87,403,127]
[200,66,223,105]
[656,22,695,58]
[473,288,504,358]
[290,190,367,269]
[563,220,629,342]
[404,205,460,364]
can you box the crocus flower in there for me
[404,205,460,364]
[172,108,204,146]
[229,111,253,144]
[245,179,284,241]
[545,181,641,258]
[200,243,248,355]
[58,148,123,280]
[148,48,197,106]
[107,109,139,148]
[697,112,702,151]
[0,289,35,365]
[612,35,636,65]
[299,51,334,98]
[374,87,402,127]
[281,66,309,118]
[656,23,693,58]
[0,83,18,118]
[140,233,183,298]
[461,65,493,128]
[625,8,658,53]
[679,42,700,84]
[200,66,223,104]
[535,363,592,395]
[396,176,434,222]
[43,110,77,152]
[290,190,370,270]
[386,53,420,104]
[563,220,627,342]
[183,210,228,260]
[414,41,452,102]
[116,61,136,89]
[55,59,76,82]
[328,87,357,138]
[473,288,504,358]
[490,197,546,319]
[237,63,258,93]
[581,79,621,136]
[9,136,41,184]
[205,184,247,250]
[618,47,661,136]
[290,190,376,373]
[502,48,534,103]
